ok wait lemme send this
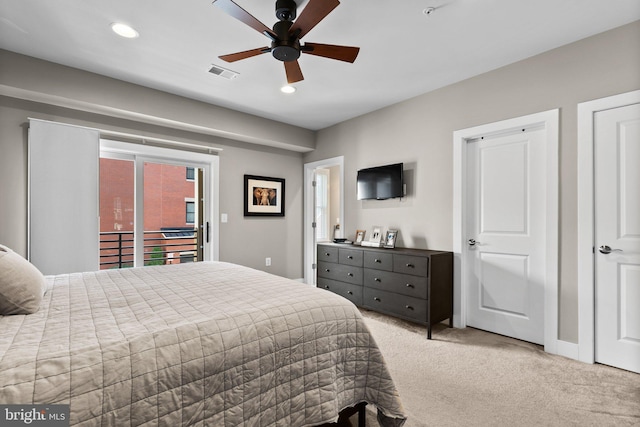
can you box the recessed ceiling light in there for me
[111,23,139,38]
[281,85,296,94]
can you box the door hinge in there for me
[312,263,317,269]
[312,180,317,187]
[312,222,317,228]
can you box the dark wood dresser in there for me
[317,243,453,339]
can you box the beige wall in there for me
[1,22,638,341]
[0,96,306,279]
[303,21,640,343]
[0,50,315,153]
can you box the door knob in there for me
[468,239,477,247]
[599,245,622,254]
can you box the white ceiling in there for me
[1,0,638,130]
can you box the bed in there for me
[0,246,406,427]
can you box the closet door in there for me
[29,119,100,275]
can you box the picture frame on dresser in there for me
[244,175,285,217]
[384,230,398,248]
[369,226,383,244]
[355,229,366,244]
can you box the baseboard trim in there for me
[556,339,580,361]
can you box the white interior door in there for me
[594,103,640,373]
[466,127,546,345]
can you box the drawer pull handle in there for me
[325,269,330,272]
[347,255,353,259]
[406,263,415,268]
[405,305,414,310]
[324,285,330,289]
[325,253,331,256]
[347,273,354,277]
[374,259,381,263]
[405,283,414,288]
[348,291,353,295]
[373,297,381,302]
[374,277,381,282]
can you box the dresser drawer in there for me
[317,261,363,285]
[364,251,393,271]
[339,248,364,267]
[393,254,429,277]
[318,245,338,263]
[363,287,426,323]
[363,269,428,299]
[317,278,363,306]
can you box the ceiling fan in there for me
[212,0,360,84]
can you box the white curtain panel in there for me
[28,119,99,275]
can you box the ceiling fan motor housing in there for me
[271,20,301,61]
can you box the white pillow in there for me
[0,244,46,315]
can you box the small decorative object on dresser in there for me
[317,243,453,339]
[384,230,398,248]
[354,229,366,244]
[361,225,383,247]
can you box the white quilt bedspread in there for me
[0,262,406,426]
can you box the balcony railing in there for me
[99,228,199,269]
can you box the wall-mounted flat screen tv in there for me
[356,163,404,200]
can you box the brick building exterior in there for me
[99,159,197,269]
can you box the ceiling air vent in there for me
[208,64,239,80]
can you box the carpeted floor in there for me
[356,309,640,427]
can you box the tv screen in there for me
[356,163,404,200]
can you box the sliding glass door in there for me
[142,161,202,267]
[99,140,217,269]
[99,156,135,268]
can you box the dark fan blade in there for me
[212,0,277,39]
[284,60,304,83]
[290,0,340,39]
[302,43,359,63]
[219,47,270,63]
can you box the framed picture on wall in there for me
[244,175,285,216]
[384,230,398,248]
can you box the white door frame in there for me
[304,156,344,285]
[577,90,640,364]
[453,109,559,352]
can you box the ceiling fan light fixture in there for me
[281,85,296,94]
[111,23,139,38]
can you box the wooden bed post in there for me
[357,402,366,427]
